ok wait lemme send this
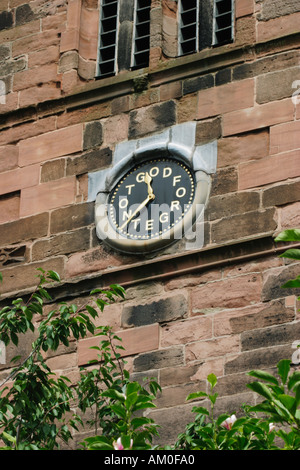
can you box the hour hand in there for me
[144,172,155,199]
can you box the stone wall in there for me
[0,0,300,447]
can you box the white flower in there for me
[269,422,275,432]
[221,414,237,430]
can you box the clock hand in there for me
[119,193,155,230]
[144,172,155,198]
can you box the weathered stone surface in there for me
[232,51,300,82]
[15,4,34,25]
[207,192,260,221]
[186,336,240,363]
[133,346,184,372]
[83,121,103,150]
[78,324,160,366]
[256,67,300,104]
[183,74,214,95]
[191,273,262,311]
[50,202,94,234]
[0,212,49,247]
[0,258,65,294]
[148,403,199,446]
[211,209,277,245]
[214,299,295,336]
[217,130,269,167]
[41,158,65,183]
[257,0,300,20]
[242,321,300,352]
[210,167,238,196]
[66,147,112,176]
[161,316,212,347]
[121,294,188,327]
[32,228,91,260]
[0,11,13,30]
[225,344,294,374]
[262,263,300,301]
[128,101,176,139]
[196,117,222,144]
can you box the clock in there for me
[95,154,210,254]
[108,157,194,240]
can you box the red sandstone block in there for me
[238,149,300,190]
[67,0,81,30]
[191,274,262,311]
[257,12,300,43]
[270,121,300,154]
[65,246,123,278]
[20,177,77,217]
[60,29,80,53]
[0,20,40,43]
[28,45,60,68]
[41,11,68,32]
[161,317,212,348]
[185,335,240,363]
[19,83,62,108]
[236,0,254,17]
[0,146,19,172]
[0,164,40,196]
[13,63,60,92]
[223,99,294,136]
[196,79,254,120]
[0,116,57,146]
[12,30,61,57]
[18,124,83,166]
[0,192,20,224]
[79,7,99,60]
[77,324,160,366]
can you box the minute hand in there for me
[120,193,155,230]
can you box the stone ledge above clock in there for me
[88,122,218,202]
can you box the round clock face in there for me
[107,158,195,242]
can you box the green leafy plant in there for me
[275,228,300,292]
[77,324,161,450]
[0,269,161,450]
[173,374,278,450]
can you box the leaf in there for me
[83,436,113,450]
[288,371,300,391]
[110,404,127,419]
[281,276,300,289]
[277,359,291,385]
[131,417,152,430]
[279,249,300,260]
[207,373,217,389]
[2,432,16,444]
[47,270,60,282]
[278,394,296,411]
[85,305,98,319]
[191,406,209,416]
[247,369,279,386]
[275,229,300,242]
[246,381,274,401]
[186,391,208,401]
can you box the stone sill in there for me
[1,234,299,304]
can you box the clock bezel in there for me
[95,149,211,254]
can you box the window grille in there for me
[178,0,199,56]
[213,0,234,46]
[178,0,234,55]
[97,0,119,78]
[131,0,151,69]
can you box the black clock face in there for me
[108,158,195,241]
